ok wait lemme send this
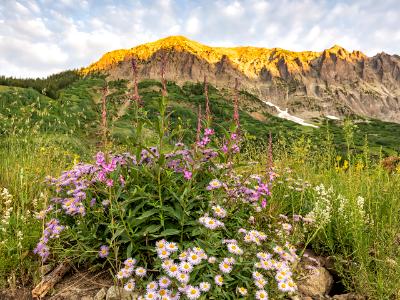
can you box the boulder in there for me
[298,267,334,297]
[106,286,138,300]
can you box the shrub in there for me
[34,96,307,299]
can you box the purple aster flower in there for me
[99,245,109,258]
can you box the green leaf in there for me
[136,209,159,220]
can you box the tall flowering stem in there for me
[196,104,202,145]
[161,51,168,97]
[233,78,240,132]
[101,84,109,149]
[204,75,211,125]
[131,57,141,106]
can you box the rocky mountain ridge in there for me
[82,36,400,123]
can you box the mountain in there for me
[82,36,400,123]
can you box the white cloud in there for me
[0,0,399,77]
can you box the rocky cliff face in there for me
[82,36,400,123]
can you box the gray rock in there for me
[298,267,334,297]
[106,286,138,300]
[94,288,107,300]
[332,293,365,300]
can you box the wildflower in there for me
[208,256,216,264]
[214,274,223,286]
[199,282,211,292]
[206,179,222,190]
[124,279,135,292]
[179,261,193,273]
[124,257,137,267]
[212,205,227,218]
[255,289,269,300]
[99,245,109,258]
[255,278,267,289]
[135,267,147,277]
[158,289,169,298]
[257,252,272,260]
[162,259,174,269]
[165,242,178,253]
[227,243,243,255]
[252,271,264,281]
[106,179,114,187]
[146,281,158,291]
[159,276,171,288]
[219,261,233,273]
[166,264,179,277]
[178,251,188,261]
[224,257,236,265]
[156,239,167,250]
[237,287,248,296]
[177,272,189,283]
[187,252,201,265]
[183,170,192,180]
[186,286,201,299]
[157,248,171,259]
[144,291,157,300]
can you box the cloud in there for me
[0,0,399,77]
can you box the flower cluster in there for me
[34,218,65,261]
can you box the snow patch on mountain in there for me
[262,101,319,128]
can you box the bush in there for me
[34,96,306,299]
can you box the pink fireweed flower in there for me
[99,245,109,258]
[261,199,267,208]
[183,170,192,180]
[206,179,222,190]
[204,128,215,136]
[214,274,224,286]
[106,179,114,187]
[221,144,229,153]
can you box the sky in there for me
[1,0,399,78]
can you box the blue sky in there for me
[1,0,399,77]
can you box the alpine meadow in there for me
[1,2,400,300]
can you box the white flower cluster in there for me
[1,188,13,234]
[305,184,333,227]
[338,194,373,226]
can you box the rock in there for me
[298,267,334,297]
[106,286,138,300]
[332,293,365,300]
[81,296,94,300]
[94,287,107,300]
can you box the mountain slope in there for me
[82,36,400,123]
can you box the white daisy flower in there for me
[237,287,248,296]
[199,282,211,292]
[135,267,147,277]
[146,281,158,291]
[179,261,193,273]
[124,279,135,292]
[214,274,223,286]
[186,286,201,299]
[159,276,171,288]
[219,261,233,273]
[255,289,269,300]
